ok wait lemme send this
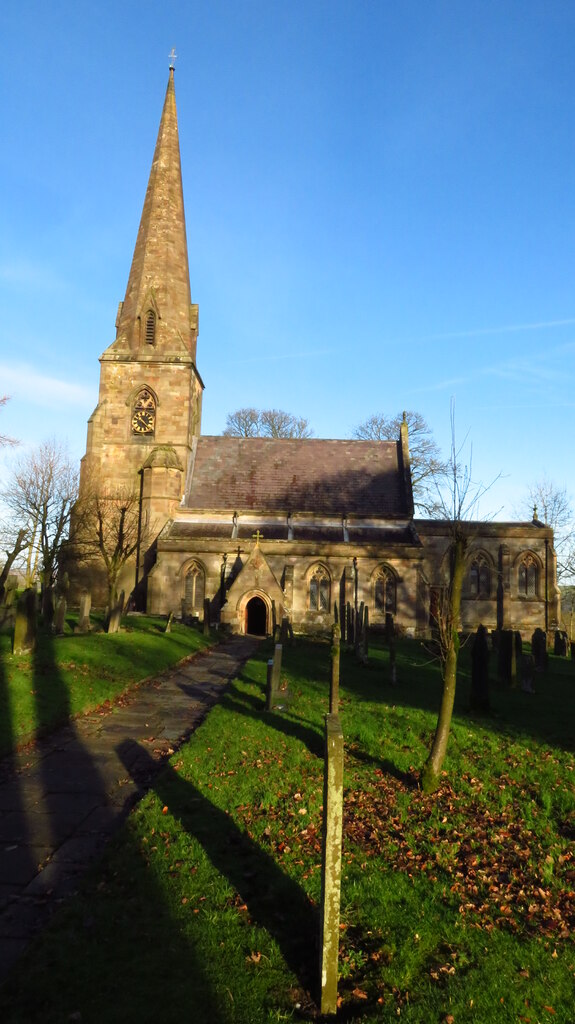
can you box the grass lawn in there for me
[0,613,215,757]
[0,634,573,1022]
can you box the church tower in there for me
[76,64,203,604]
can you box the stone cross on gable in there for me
[252,530,264,546]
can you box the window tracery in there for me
[374,566,396,614]
[469,555,490,599]
[518,554,538,598]
[184,562,205,611]
[309,565,330,612]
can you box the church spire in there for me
[114,67,198,359]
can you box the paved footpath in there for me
[0,634,259,983]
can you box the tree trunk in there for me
[421,535,466,793]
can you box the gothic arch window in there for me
[374,566,396,614]
[131,388,156,436]
[145,309,156,345]
[469,555,490,599]
[184,562,205,611]
[309,565,330,612]
[518,554,538,598]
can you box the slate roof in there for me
[184,436,409,518]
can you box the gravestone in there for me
[319,714,344,1016]
[554,630,568,657]
[75,589,92,633]
[107,602,123,634]
[470,624,490,712]
[13,588,37,655]
[385,613,397,686]
[531,628,548,671]
[164,610,174,633]
[203,597,210,636]
[3,576,17,608]
[520,653,535,693]
[330,623,340,714]
[360,606,369,664]
[265,644,284,710]
[54,596,67,635]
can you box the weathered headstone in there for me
[497,630,515,686]
[470,624,490,712]
[319,714,344,1016]
[265,644,284,710]
[330,623,340,714]
[520,653,535,693]
[13,588,37,655]
[554,630,568,657]
[54,596,67,635]
[75,589,92,633]
[531,628,548,672]
[107,602,123,635]
[360,605,369,664]
[385,613,397,685]
[164,610,174,633]
[3,576,17,608]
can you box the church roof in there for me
[184,436,410,518]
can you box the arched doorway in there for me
[245,596,267,636]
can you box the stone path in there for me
[0,634,259,983]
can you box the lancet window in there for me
[518,555,538,598]
[374,566,396,614]
[184,562,205,611]
[309,565,330,612]
[469,556,490,599]
[145,309,156,345]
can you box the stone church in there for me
[76,68,560,638]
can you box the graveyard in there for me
[0,620,573,1022]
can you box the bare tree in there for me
[0,395,18,448]
[353,410,445,513]
[421,407,498,794]
[75,486,141,611]
[0,527,28,603]
[224,408,313,439]
[518,478,574,583]
[2,439,78,594]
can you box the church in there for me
[75,67,560,639]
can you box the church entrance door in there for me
[246,596,267,636]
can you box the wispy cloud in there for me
[0,363,94,408]
[421,317,575,343]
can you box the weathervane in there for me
[169,47,177,69]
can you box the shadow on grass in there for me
[218,680,325,757]
[342,642,575,754]
[117,739,319,999]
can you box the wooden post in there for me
[330,623,340,715]
[320,714,344,1015]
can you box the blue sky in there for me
[1,1,574,520]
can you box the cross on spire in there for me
[169,47,177,69]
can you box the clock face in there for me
[131,388,156,435]
[132,409,155,434]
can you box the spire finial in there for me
[169,47,177,70]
